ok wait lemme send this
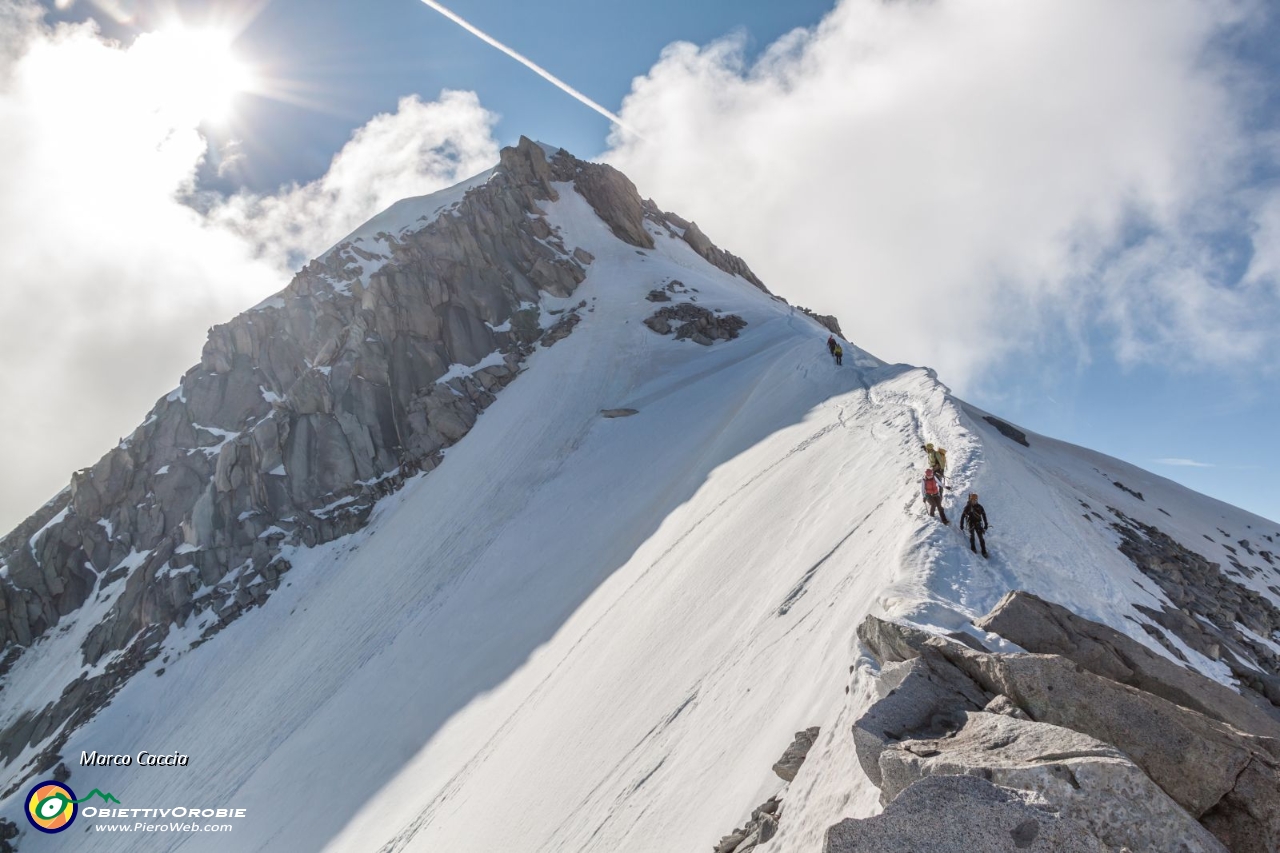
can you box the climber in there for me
[960,493,990,558]
[827,334,837,355]
[923,443,947,488]
[921,469,948,524]
[833,343,843,366]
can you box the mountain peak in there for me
[0,137,817,800]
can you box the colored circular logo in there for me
[26,781,77,833]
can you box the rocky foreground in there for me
[718,591,1279,853]
[837,591,1279,852]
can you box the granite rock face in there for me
[831,594,1280,852]
[824,775,1108,853]
[0,137,772,793]
[976,590,1280,738]
[876,710,1228,852]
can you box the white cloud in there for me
[0,3,499,532]
[1154,458,1215,468]
[207,91,499,272]
[606,0,1280,387]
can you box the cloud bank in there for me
[606,0,1280,386]
[0,3,499,531]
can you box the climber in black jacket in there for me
[960,493,990,558]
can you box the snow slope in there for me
[5,178,1277,853]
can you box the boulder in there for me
[823,775,1108,853]
[878,711,1228,852]
[931,643,1280,822]
[852,651,990,789]
[857,613,968,664]
[772,727,819,781]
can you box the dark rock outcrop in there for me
[982,415,1030,447]
[644,304,747,345]
[1111,511,1280,714]
[1113,481,1145,500]
[0,817,16,853]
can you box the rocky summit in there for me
[0,139,1276,853]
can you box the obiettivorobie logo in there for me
[25,781,120,833]
[26,783,247,836]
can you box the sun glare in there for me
[129,27,254,126]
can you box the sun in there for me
[128,26,254,126]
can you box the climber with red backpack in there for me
[921,469,948,524]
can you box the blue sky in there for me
[6,0,1278,528]
[46,0,839,191]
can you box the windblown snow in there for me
[3,174,1277,853]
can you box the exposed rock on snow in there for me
[600,409,638,419]
[796,307,842,336]
[981,415,1029,447]
[842,596,1280,852]
[639,202,769,293]
[713,795,781,853]
[1111,511,1280,713]
[644,304,747,345]
[711,731,816,853]
[1113,481,1145,500]
[772,726,820,782]
[539,307,583,348]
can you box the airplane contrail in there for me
[418,0,641,137]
